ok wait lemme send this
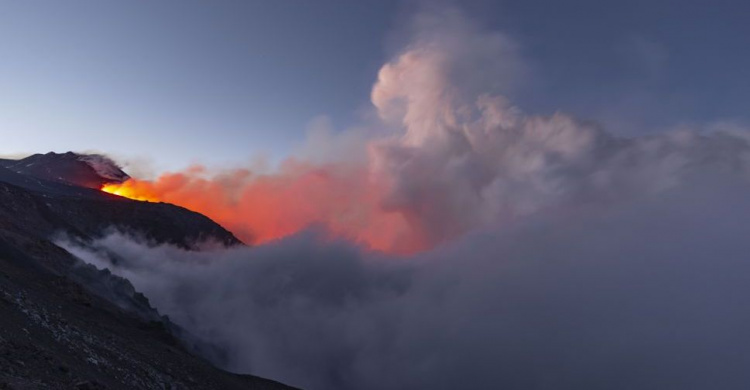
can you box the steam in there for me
[64,5,750,390]
[78,153,130,183]
[60,178,750,389]
[102,6,750,254]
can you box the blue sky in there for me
[0,0,748,172]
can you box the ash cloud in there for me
[60,5,750,390]
[365,6,750,248]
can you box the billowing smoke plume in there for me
[103,7,750,254]
[80,5,750,390]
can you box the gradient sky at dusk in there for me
[1,0,748,172]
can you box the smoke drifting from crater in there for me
[82,5,750,390]
[103,7,750,254]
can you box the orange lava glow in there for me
[100,161,425,254]
[102,183,161,202]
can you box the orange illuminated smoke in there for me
[100,162,425,254]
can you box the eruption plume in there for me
[101,6,750,255]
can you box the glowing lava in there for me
[99,167,423,255]
[102,182,161,202]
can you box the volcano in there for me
[0,152,129,189]
[0,152,294,389]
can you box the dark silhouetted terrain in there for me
[0,152,294,389]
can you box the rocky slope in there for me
[1,152,130,189]
[0,153,294,389]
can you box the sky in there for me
[5,2,750,389]
[1,0,748,172]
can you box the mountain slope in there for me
[1,152,130,189]
[0,152,294,389]
[0,153,242,247]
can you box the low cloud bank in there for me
[61,172,750,389]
